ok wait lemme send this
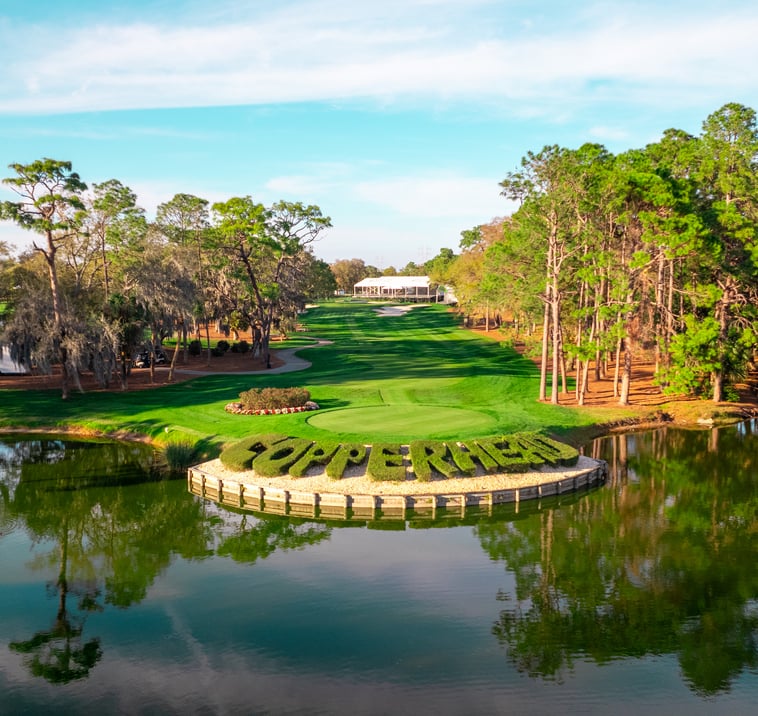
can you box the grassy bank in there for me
[0,303,684,455]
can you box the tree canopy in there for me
[1,162,331,395]
[443,103,758,404]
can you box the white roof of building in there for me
[354,276,431,288]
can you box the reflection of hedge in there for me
[219,432,579,480]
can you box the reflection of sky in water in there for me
[1,431,757,715]
[0,439,66,500]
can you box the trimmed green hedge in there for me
[218,431,580,480]
[252,437,313,477]
[219,434,288,471]
[409,441,461,481]
[520,433,580,466]
[325,443,367,479]
[367,443,406,481]
[289,441,340,478]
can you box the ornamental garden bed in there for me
[224,386,320,415]
[219,432,580,482]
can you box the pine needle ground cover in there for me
[0,303,607,452]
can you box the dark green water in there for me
[1,422,756,715]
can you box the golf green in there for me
[307,405,497,438]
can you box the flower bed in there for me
[225,401,320,415]
[225,386,319,415]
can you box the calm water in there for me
[0,423,756,715]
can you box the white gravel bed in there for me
[193,454,601,496]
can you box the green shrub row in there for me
[238,387,311,411]
[229,340,250,354]
[252,437,314,477]
[409,441,462,481]
[367,444,406,481]
[219,432,579,480]
[325,444,367,479]
[220,434,289,471]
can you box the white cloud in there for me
[588,125,631,142]
[264,163,353,199]
[0,221,36,255]
[1,3,757,115]
[354,174,512,219]
[124,180,231,217]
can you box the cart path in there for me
[172,339,332,376]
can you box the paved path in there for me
[173,339,332,377]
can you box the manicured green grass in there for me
[0,303,611,454]
[308,405,498,439]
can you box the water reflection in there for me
[1,436,210,684]
[2,425,757,711]
[481,420,758,695]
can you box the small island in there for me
[189,431,607,519]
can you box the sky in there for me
[1,0,757,268]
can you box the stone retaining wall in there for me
[187,460,608,521]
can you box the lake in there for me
[1,422,756,714]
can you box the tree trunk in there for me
[578,359,590,406]
[41,234,71,400]
[619,340,632,406]
[551,293,560,404]
[539,297,550,402]
[205,322,212,367]
[167,323,183,383]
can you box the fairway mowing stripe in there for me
[379,387,410,405]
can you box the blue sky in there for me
[1,0,757,267]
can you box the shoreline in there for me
[187,454,609,519]
[1,402,754,451]
[191,453,604,496]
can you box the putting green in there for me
[307,405,497,438]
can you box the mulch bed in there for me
[0,348,284,392]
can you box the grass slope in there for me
[0,303,608,454]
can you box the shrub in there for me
[475,437,533,473]
[409,441,460,481]
[211,346,225,357]
[216,340,230,353]
[289,442,340,477]
[325,443,367,479]
[252,438,313,477]
[238,387,310,411]
[220,434,288,471]
[188,339,203,356]
[367,443,406,481]
[326,443,367,479]
[218,433,580,478]
[520,433,579,466]
[230,340,250,354]
[459,440,500,473]
[445,442,477,476]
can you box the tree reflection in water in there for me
[2,438,208,683]
[479,420,758,695]
[4,425,756,698]
[1,436,333,685]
